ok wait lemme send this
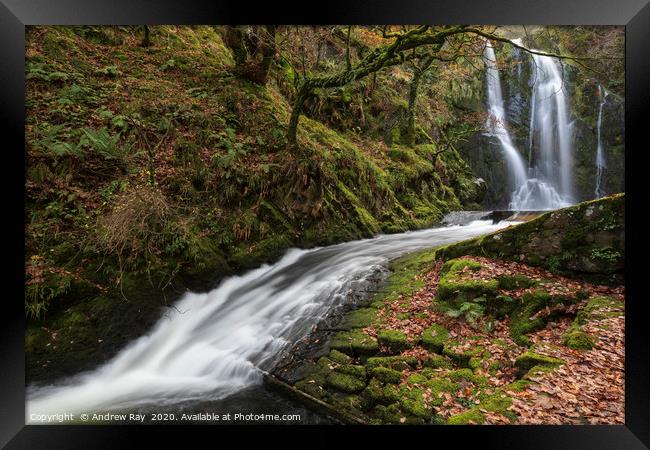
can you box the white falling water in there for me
[595,85,608,198]
[511,45,574,210]
[27,220,513,421]
[483,42,528,191]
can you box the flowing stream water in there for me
[27,219,515,422]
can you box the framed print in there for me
[1,0,648,448]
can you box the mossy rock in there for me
[334,364,366,380]
[377,329,412,354]
[361,378,401,411]
[328,349,352,364]
[398,386,433,419]
[370,366,402,384]
[504,379,532,393]
[514,351,565,373]
[442,342,484,368]
[423,353,453,369]
[294,378,328,399]
[446,368,488,387]
[496,274,537,290]
[563,329,596,350]
[341,307,378,329]
[440,258,482,276]
[373,403,412,425]
[447,409,485,425]
[326,372,367,393]
[436,261,499,307]
[366,355,418,371]
[330,329,379,357]
[420,323,449,353]
[404,370,458,404]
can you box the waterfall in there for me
[484,39,574,211]
[595,85,608,198]
[483,42,528,191]
[528,51,574,202]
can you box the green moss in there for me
[514,351,565,372]
[423,353,453,369]
[328,349,352,364]
[370,366,402,384]
[366,355,418,371]
[446,368,487,387]
[576,296,623,323]
[377,329,412,354]
[398,387,432,419]
[342,308,378,329]
[326,372,367,393]
[335,364,367,380]
[563,328,596,350]
[330,329,379,357]
[420,323,449,353]
[294,378,328,399]
[447,409,485,425]
[504,380,532,393]
[442,342,485,368]
[437,259,498,307]
[361,378,401,411]
[496,274,537,290]
[440,258,482,276]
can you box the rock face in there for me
[435,193,624,282]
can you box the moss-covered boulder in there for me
[423,353,453,369]
[420,323,449,353]
[437,259,499,306]
[433,194,625,282]
[360,378,401,411]
[326,371,367,393]
[447,409,485,425]
[328,349,352,364]
[330,329,379,356]
[563,329,596,350]
[561,295,622,350]
[514,351,565,373]
[340,307,378,330]
[366,355,418,371]
[370,366,402,384]
[377,329,413,354]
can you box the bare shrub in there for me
[96,184,174,265]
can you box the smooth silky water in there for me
[27,219,516,423]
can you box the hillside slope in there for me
[25,26,482,381]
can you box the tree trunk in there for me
[141,25,151,47]
[405,70,423,147]
[222,25,276,85]
[288,82,312,147]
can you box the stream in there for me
[27,217,516,424]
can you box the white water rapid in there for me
[27,219,514,421]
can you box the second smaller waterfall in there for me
[595,85,608,198]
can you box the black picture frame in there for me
[1,1,648,447]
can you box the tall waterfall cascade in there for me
[483,42,528,191]
[484,39,575,210]
[595,85,608,198]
